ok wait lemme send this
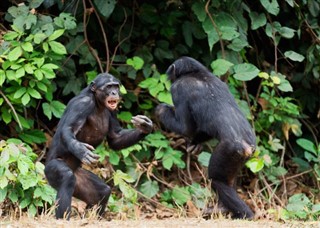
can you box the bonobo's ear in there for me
[166,64,176,82]
[90,81,96,92]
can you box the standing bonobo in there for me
[155,57,256,219]
[45,73,153,219]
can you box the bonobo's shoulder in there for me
[67,94,94,110]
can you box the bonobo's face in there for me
[91,74,121,111]
[99,82,120,111]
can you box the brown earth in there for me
[1,217,320,228]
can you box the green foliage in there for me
[0,3,75,142]
[0,0,320,220]
[281,193,320,220]
[0,139,55,216]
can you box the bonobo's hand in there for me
[131,115,153,134]
[155,103,171,119]
[79,143,100,165]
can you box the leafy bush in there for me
[0,4,75,143]
[0,139,55,216]
[0,0,320,220]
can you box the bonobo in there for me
[45,73,153,219]
[155,57,256,219]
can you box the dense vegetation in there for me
[0,0,319,221]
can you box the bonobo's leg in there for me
[73,168,111,217]
[45,159,76,219]
[208,141,254,219]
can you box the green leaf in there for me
[34,69,44,80]
[51,101,66,118]
[16,67,25,78]
[245,157,264,173]
[277,79,293,92]
[139,180,159,198]
[286,193,310,212]
[139,78,158,89]
[192,2,206,22]
[24,63,34,74]
[113,170,135,185]
[172,186,191,206]
[48,29,65,41]
[4,31,19,41]
[19,197,31,209]
[0,176,8,189]
[48,41,67,55]
[211,59,234,76]
[8,46,22,61]
[227,38,249,52]
[296,138,317,154]
[41,68,55,79]
[162,148,185,170]
[14,87,27,99]
[8,190,18,203]
[182,21,193,47]
[17,157,31,175]
[21,93,31,105]
[0,187,8,202]
[19,130,48,144]
[27,88,42,99]
[93,0,116,19]
[202,18,219,51]
[2,109,12,124]
[157,91,173,105]
[109,151,120,165]
[41,63,59,70]
[36,81,47,92]
[21,42,33,52]
[126,56,144,70]
[0,148,10,164]
[233,63,259,81]
[260,0,280,16]
[249,12,267,30]
[279,26,295,39]
[284,51,305,62]
[34,33,47,44]
[0,70,5,86]
[198,151,211,167]
[117,111,132,122]
[42,103,52,119]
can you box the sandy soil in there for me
[1,217,320,228]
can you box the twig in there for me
[0,90,22,130]
[205,0,225,59]
[110,6,135,67]
[301,118,319,147]
[261,175,284,207]
[88,0,110,72]
[82,0,103,73]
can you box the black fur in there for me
[45,73,152,219]
[155,57,256,219]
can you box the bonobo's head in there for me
[90,73,121,111]
[166,56,209,82]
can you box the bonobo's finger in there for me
[131,116,152,128]
[84,151,100,164]
[83,143,95,151]
[132,115,153,134]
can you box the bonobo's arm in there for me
[155,97,192,137]
[59,96,99,164]
[107,113,153,150]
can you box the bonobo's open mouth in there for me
[106,97,119,110]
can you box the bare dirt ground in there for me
[1,217,320,228]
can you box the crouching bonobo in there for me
[45,73,153,219]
